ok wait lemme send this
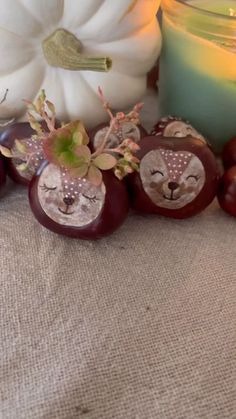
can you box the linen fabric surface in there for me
[1,91,236,419]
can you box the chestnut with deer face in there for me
[90,122,147,152]
[0,122,46,185]
[128,136,219,218]
[0,120,61,185]
[151,116,206,142]
[0,156,6,193]
[29,162,129,239]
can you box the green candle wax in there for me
[159,0,236,152]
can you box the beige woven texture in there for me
[1,92,236,419]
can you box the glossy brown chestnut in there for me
[127,135,220,219]
[222,137,236,169]
[29,161,130,239]
[151,116,206,143]
[89,122,147,152]
[217,166,236,217]
[0,156,6,192]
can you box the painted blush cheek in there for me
[44,195,56,205]
[50,191,65,208]
[149,180,165,191]
[81,204,89,213]
[178,182,186,194]
[185,185,196,194]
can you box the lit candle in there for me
[159,0,236,152]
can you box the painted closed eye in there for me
[186,126,194,134]
[40,183,57,192]
[186,175,199,181]
[82,194,99,203]
[125,128,136,135]
[174,130,182,137]
[150,169,164,176]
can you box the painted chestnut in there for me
[29,161,130,239]
[0,121,54,185]
[89,122,147,152]
[222,137,236,169]
[127,135,219,219]
[151,116,206,142]
[0,156,6,193]
[217,166,236,217]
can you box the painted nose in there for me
[168,181,179,191]
[63,196,75,206]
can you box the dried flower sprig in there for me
[98,86,143,126]
[93,86,143,180]
[0,90,58,173]
[24,89,57,135]
[0,89,141,185]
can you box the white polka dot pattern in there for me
[160,149,193,181]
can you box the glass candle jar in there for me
[159,0,236,152]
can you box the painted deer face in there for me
[38,164,105,226]
[163,121,205,141]
[93,122,141,149]
[140,149,206,209]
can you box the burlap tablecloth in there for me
[1,91,236,419]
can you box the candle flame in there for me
[229,8,236,17]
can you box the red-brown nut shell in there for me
[0,121,58,185]
[0,156,6,191]
[29,161,130,239]
[89,122,147,153]
[217,166,236,217]
[222,137,236,170]
[1,122,36,185]
[127,135,220,219]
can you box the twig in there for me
[92,118,117,158]
[98,86,114,120]
[0,89,9,105]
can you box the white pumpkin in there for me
[0,0,161,128]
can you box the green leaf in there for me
[116,157,127,167]
[15,139,27,154]
[28,113,43,135]
[58,151,84,168]
[70,163,88,178]
[114,168,124,180]
[131,162,139,172]
[87,165,103,186]
[17,162,28,172]
[24,99,37,113]
[35,89,46,113]
[46,100,56,115]
[72,131,83,146]
[0,145,13,158]
[74,145,91,163]
[124,151,133,161]
[70,120,89,145]
[93,153,117,170]
[43,120,90,168]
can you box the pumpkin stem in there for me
[42,28,112,72]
